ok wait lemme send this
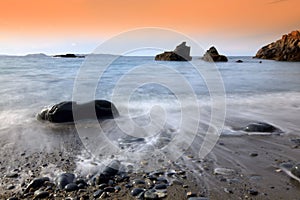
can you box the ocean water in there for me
[0,54,300,172]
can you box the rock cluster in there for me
[255,30,300,61]
[155,42,192,61]
[202,46,228,62]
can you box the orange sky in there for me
[0,0,299,55]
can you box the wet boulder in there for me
[38,100,119,123]
[243,122,280,133]
[56,173,75,189]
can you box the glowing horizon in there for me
[0,0,299,55]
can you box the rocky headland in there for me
[255,30,300,61]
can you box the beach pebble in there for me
[131,188,145,196]
[144,190,158,199]
[7,197,18,200]
[93,189,104,198]
[249,153,258,157]
[248,189,259,196]
[24,177,50,193]
[56,173,75,189]
[5,173,18,178]
[34,190,49,199]
[154,183,167,190]
[188,198,209,200]
[291,163,300,178]
[104,186,115,192]
[213,168,235,176]
[132,179,146,185]
[65,183,78,192]
[187,191,197,197]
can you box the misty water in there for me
[0,54,300,175]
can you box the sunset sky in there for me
[0,0,299,55]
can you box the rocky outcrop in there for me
[202,46,228,62]
[155,42,192,61]
[53,54,85,58]
[255,30,300,61]
[37,100,119,123]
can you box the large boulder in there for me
[202,46,228,62]
[155,42,192,61]
[38,100,119,123]
[255,30,300,61]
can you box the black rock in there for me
[188,198,209,200]
[53,54,85,58]
[133,179,146,185]
[98,183,108,189]
[243,122,280,133]
[131,188,145,196]
[155,42,192,61]
[104,186,115,192]
[93,189,104,198]
[56,173,75,189]
[65,183,79,192]
[103,160,120,177]
[24,177,50,193]
[8,198,19,200]
[236,60,243,63]
[248,189,259,196]
[5,173,18,178]
[203,46,228,62]
[144,190,159,199]
[38,100,119,123]
[291,163,300,178]
[33,190,49,199]
[154,184,167,190]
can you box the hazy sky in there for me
[0,0,299,55]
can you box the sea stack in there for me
[155,42,192,61]
[255,30,300,61]
[202,46,228,62]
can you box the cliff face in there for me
[255,30,300,61]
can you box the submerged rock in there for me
[202,46,228,62]
[155,42,192,61]
[255,30,300,61]
[291,163,300,178]
[243,122,280,133]
[37,100,119,123]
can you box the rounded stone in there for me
[291,163,300,178]
[131,188,145,196]
[65,183,78,192]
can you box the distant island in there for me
[53,53,85,58]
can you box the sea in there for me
[0,54,300,173]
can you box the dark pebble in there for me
[144,190,158,199]
[131,188,145,196]
[8,197,19,200]
[187,191,197,197]
[114,185,121,192]
[7,185,15,190]
[188,198,209,200]
[34,190,49,199]
[250,153,258,157]
[56,173,75,189]
[99,183,108,189]
[93,189,104,198]
[154,184,167,190]
[24,177,50,193]
[125,183,133,188]
[248,189,259,196]
[156,177,168,184]
[133,179,146,185]
[6,173,18,178]
[104,186,115,192]
[65,183,78,192]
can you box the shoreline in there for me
[1,128,300,199]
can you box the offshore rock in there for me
[202,46,228,62]
[155,42,192,61]
[255,30,300,61]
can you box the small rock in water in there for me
[65,183,79,192]
[102,160,120,177]
[248,189,259,196]
[249,153,258,157]
[213,168,235,175]
[243,122,279,133]
[131,188,145,196]
[291,163,300,178]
